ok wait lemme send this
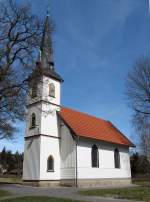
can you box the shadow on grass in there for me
[132,178,150,187]
[0,190,12,198]
[0,196,85,202]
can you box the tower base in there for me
[23,178,131,187]
[23,180,60,187]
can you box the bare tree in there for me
[126,56,150,157]
[0,0,46,139]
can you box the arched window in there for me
[47,155,54,172]
[49,83,55,97]
[91,144,99,168]
[114,148,120,168]
[31,84,37,98]
[30,113,36,128]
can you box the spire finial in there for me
[46,1,51,16]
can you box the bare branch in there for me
[126,56,150,157]
[0,0,53,139]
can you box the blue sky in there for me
[1,0,150,153]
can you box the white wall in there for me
[60,122,76,180]
[25,102,60,138]
[24,72,131,182]
[25,103,42,137]
[27,76,61,106]
[42,76,61,106]
[40,103,60,137]
[23,74,61,181]
[25,75,61,138]
[39,136,60,180]
[23,137,41,180]
[77,137,131,179]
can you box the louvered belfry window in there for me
[30,113,36,128]
[49,83,55,97]
[31,83,37,98]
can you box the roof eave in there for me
[43,72,64,82]
[107,121,135,148]
[77,134,136,147]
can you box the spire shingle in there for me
[41,15,54,69]
[36,14,63,82]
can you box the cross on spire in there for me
[46,3,50,16]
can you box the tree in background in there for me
[0,147,7,170]
[130,152,150,177]
[0,0,53,140]
[7,150,15,172]
[15,151,23,176]
[0,147,23,175]
[126,57,150,158]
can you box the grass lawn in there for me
[80,187,150,201]
[132,178,150,187]
[0,190,12,198]
[0,175,22,184]
[0,196,84,202]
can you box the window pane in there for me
[47,156,54,171]
[114,148,120,168]
[92,145,99,167]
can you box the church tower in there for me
[23,14,63,186]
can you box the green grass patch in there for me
[80,187,150,202]
[0,196,84,202]
[0,190,12,198]
[0,176,22,184]
[132,178,150,187]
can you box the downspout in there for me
[75,136,79,188]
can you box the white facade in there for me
[23,75,61,181]
[77,137,131,180]
[59,127,131,181]
[23,71,132,187]
[40,136,60,180]
[23,136,41,180]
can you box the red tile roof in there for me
[58,107,134,147]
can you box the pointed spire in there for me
[35,12,63,83]
[40,14,54,70]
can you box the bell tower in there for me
[23,14,63,186]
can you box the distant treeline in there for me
[130,152,150,178]
[0,147,23,176]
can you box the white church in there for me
[23,15,134,187]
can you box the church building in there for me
[23,14,134,187]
